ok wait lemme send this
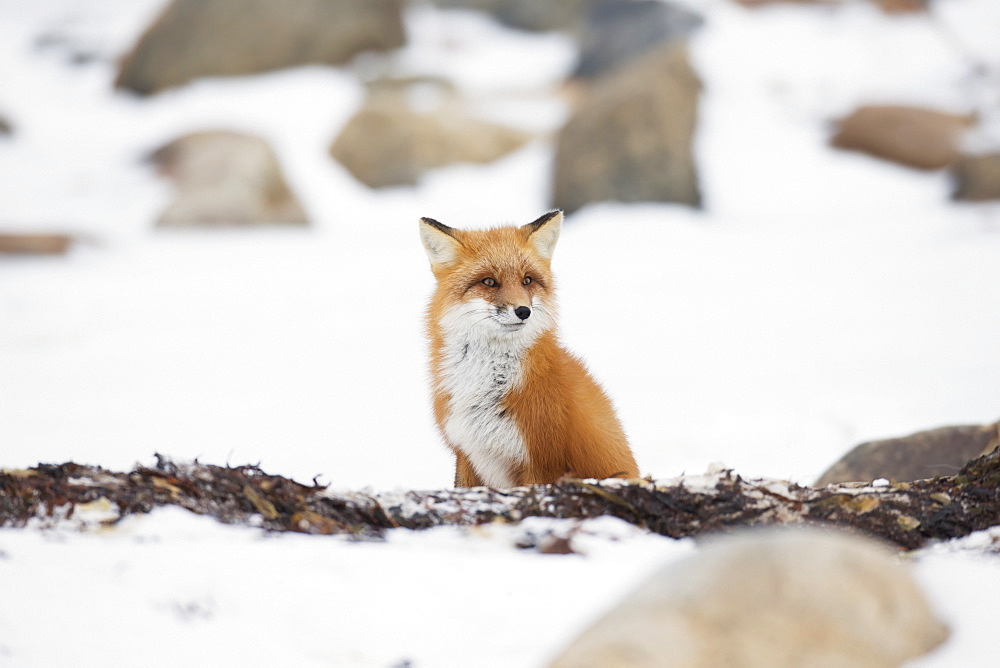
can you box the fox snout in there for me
[497,303,531,321]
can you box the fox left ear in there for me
[522,210,562,261]
[419,217,463,270]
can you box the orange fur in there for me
[420,211,639,487]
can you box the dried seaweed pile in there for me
[2,449,999,550]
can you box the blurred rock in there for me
[951,153,1000,202]
[732,0,842,6]
[429,1,701,78]
[871,0,929,12]
[815,422,999,486]
[552,44,701,214]
[0,233,73,255]
[830,105,975,170]
[733,0,927,11]
[428,0,592,33]
[550,527,949,667]
[573,1,702,79]
[150,131,308,227]
[329,78,532,188]
[115,0,405,95]
[0,115,12,136]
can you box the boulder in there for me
[550,527,948,667]
[573,0,702,79]
[329,79,532,188]
[552,44,701,214]
[815,422,999,486]
[0,233,73,255]
[428,0,592,33]
[115,0,405,95]
[732,0,927,9]
[870,0,929,12]
[951,153,1000,202]
[830,105,975,170]
[429,1,701,78]
[150,131,308,227]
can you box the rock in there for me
[115,0,405,95]
[430,1,701,78]
[733,0,926,9]
[830,105,975,170]
[0,115,12,136]
[429,0,592,33]
[150,131,308,227]
[951,153,1000,202]
[732,0,841,7]
[0,233,73,255]
[549,527,949,667]
[573,0,702,79]
[552,44,701,214]
[815,422,999,486]
[871,0,929,12]
[329,79,532,188]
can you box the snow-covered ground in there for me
[1,0,999,665]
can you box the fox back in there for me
[419,210,639,487]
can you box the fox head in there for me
[419,210,562,344]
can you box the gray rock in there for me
[150,131,308,227]
[550,527,949,668]
[552,44,701,215]
[428,0,702,78]
[815,422,999,486]
[428,0,592,34]
[115,0,405,95]
[573,0,703,79]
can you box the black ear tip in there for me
[525,210,563,230]
[420,217,454,233]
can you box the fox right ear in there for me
[419,217,462,269]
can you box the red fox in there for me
[419,210,639,487]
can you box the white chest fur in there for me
[436,302,541,488]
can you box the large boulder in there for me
[150,131,309,227]
[830,105,975,170]
[951,153,1000,202]
[428,0,592,33]
[815,422,999,486]
[573,0,702,79]
[732,0,836,5]
[115,0,406,95]
[429,1,701,79]
[552,43,701,214]
[0,234,73,255]
[329,79,532,188]
[733,0,928,10]
[550,527,948,667]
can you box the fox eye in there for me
[481,277,497,287]
[522,276,532,286]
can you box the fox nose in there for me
[514,306,531,320]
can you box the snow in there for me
[2,0,1000,665]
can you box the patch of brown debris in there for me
[2,448,999,550]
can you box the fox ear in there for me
[522,210,562,261]
[419,217,462,269]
